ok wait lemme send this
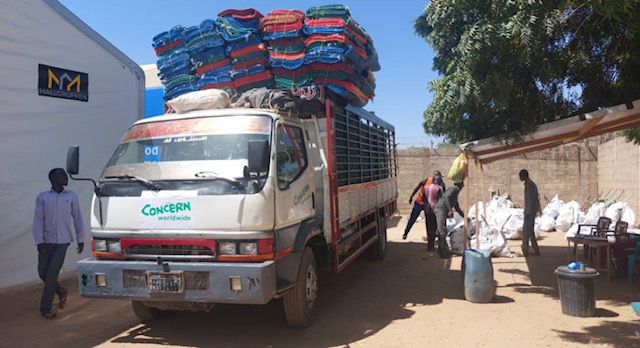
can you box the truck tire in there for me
[368,214,387,260]
[283,247,317,328]
[131,300,161,321]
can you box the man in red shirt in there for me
[403,171,445,240]
[423,176,445,251]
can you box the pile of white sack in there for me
[444,193,637,257]
[563,200,637,238]
[446,194,524,258]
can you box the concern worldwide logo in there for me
[141,201,193,222]
[38,64,89,102]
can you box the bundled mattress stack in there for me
[185,19,234,96]
[153,25,198,100]
[260,10,311,89]
[303,5,379,106]
[152,4,379,107]
[217,8,273,94]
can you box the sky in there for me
[58,0,443,148]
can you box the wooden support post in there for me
[481,163,487,250]
[463,151,470,251]
[475,157,480,249]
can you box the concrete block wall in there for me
[597,137,640,216]
[397,145,598,214]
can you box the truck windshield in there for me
[102,115,272,181]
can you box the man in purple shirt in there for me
[33,168,85,319]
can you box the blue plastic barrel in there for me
[463,249,495,303]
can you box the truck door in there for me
[273,121,315,228]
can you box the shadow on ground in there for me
[553,320,640,347]
[496,242,640,307]
[109,240,464,348]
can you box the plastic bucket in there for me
[554,265,599,317]
[463,249,495,303]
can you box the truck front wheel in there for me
[131,300,161,321]
[283,247,317,328]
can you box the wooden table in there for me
[566,236,612,280]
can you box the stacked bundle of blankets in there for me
[303,5,377,107]
[153,5,379,106]
[260,10,310,89]
[218,9,273,94]
[153,25,198,100]
[185,19,233,96]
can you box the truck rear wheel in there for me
[283,247,317,328]
[368,214,387,260]
[131,300,161,321]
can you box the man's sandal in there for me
[42,311,57,320]
[58,293,67,309]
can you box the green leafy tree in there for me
[414,0,640,144]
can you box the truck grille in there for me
[125,244,215,261]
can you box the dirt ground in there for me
[1,214,639,348]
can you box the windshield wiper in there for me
[194,171,240,186]
[104,174,161,190]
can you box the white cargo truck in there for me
[69,88,397,327]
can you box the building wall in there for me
[597,137,640,215]
[397,145,599,214]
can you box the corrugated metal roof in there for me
[460,99,640,164]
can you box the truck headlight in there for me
[93,238,107,252]
[107,240,122,254]
[239,242,258,255]
[219,242,236,255]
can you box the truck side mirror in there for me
[247,140,269,173]
[67,146,80,175]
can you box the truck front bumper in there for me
[76,258,276,304]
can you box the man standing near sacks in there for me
[33,168,85,319]
[519,169,541,257]
[434,181,465,258]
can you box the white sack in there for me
[538,215,556,232]
[503,208,524,240]
[469,226,512,257]
[555,201,580,232]
[486,194,513,213]
[167,89,230,113]
[621,204,636,227]
[543,195,563,220]
[586,202,606,220]
[467,201,486,222]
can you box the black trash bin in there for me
[554,265,599,317]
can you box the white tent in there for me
[0,0,144,288]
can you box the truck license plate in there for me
[147,272,184,293]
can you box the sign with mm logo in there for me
[38,64,89,102]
